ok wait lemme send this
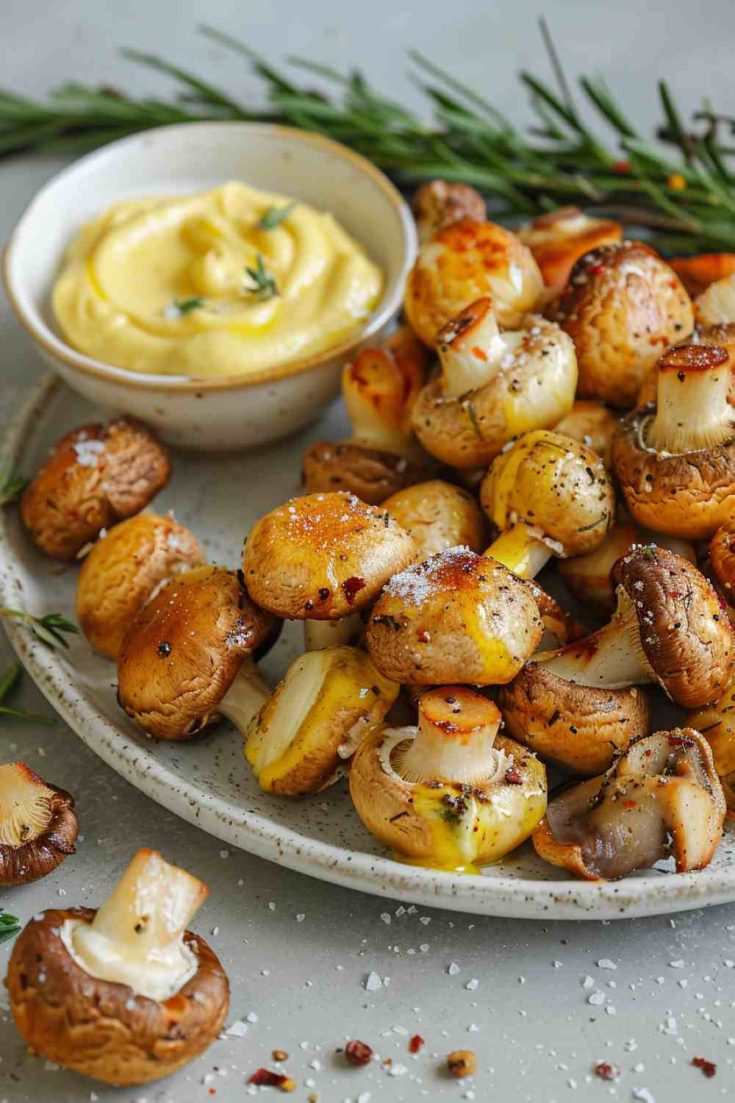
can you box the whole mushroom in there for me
[350,687,547,869]
[21,418,170,560]
[689,683,735,813]
[383,479,488,561]
[0,762,77,886]
[670,253,735,298]
[413,180,486,244]
[553,399,621,469]
[6,849,229,1085]
[517,206,622,295]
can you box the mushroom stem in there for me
[648,345,734,453]
[395,688,504,785]
[0,764,55,847]
[436,298,506,397]
[218,660,270,733]
[67,849,207,1001]
[484,525,553,579]
[304,612,363,652]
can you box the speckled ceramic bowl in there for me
[3,122,416,450]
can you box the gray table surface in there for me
[1,2,735,1100]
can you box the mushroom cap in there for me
[498,664,650,774]
[76,513,205,659]
[411,317,577,468]
[524,579,585,648]
[20,418,170,561]
[613,403,735,539]
[553,400,621,468]
[517,206,622,293]
[383,480,488,560]
[404,217,543,344]
[117,566,278,741]
[413,180,486,243]
[688,682,735,812]
[670,253,735,298]
[695,272,735,326]
[0,763,78,886]
[243,491,416,620]
[480,429,615,559]
[6,907,228,1086]
[612,545,735,707]
[350,721,546,867]
[546,241,694,408]
[365,547,543,685]
[711,516,735,598]
[301,441,428,505]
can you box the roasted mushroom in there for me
[411,298,577,468]
[553,399,621,468]
[480,429,615,579]
[546,241,694,408]
[694,272,735,326]
[614,344,735,539]
[689,683,735,812]
[517,206,622,295]
[366,546,543,685]
[243,491,415,650]
[413,180,486,244]
[711,515,735,602]
[21,418,171,560]
[0,762,77,886]
[302,329,432,504]
[350,687,547,869]
[117,566,279,741]
[6,848,229,1085]
[245,645,398,796]
[404,218,543,344]
[383,479,487,561]
[77,513,205,659]
[671,253,735,298]
[533,729,726,880]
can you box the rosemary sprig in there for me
[0,608,78,649]
[0,23,732,251]
[244,253,278,301]
[0,465,27,506]
[0,910,21,944]
[0,661,51,723]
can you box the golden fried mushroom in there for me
[517,206,622,295]
[383,479,487,561]
[0,762,77,886]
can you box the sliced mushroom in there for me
[553,399,621,468]
[383,479,487,561]
[21,418,170,560]
[688,683,735,813]
[517,206,622,295]
[411,299,577,468]
[404,218,543,344]
[546,241,694,408]
[533,729,726,880]
[349,687,547,869]
[77,513,205,659]
[694,272,735,326]
[365,546,542,685]
[480,430,615,579]
[245,645,398,796]
[117,566,279,741]
[0,762,78,885]
[243,491,415,650]
[6,849,229,1084]
[614,344,735,539]
[413,180,486,244]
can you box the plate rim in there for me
[3,374,735,920]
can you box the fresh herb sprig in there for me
[169,296,204,316]
[0,465,27,506]
[0,22,733,251]
[0,910,21,944]
[0,608,78,649]
[0,661,51,723]
[258,202,295,230]
[244,253,278,301]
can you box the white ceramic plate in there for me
[3,376,735,920]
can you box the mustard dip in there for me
[52,182,384,378]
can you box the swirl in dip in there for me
[52,182,384,379]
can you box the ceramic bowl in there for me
[3,122,416,450]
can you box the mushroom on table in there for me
[0,762,77,886]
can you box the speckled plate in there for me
[3,375,735,920]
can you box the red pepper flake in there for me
[622,800,637,810]
[208,1090,217,1097]
[344,1039,373,1067]
[408,1033,425,1054]
[342,576,366,606]
[594,1061,620,1081]
[613,159,630,173]
[692,1056,717,1078]
[471,346,488,362]
[504,767,523,785]
[590,264,605,276]
[249,1068,296,1091]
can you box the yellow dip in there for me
[52,182,384,378]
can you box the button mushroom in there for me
[546,241,694,408]
[245,645,398,796]
[349,687,547,870]
[553,399,621,469]
[413,180,486,244]
[614,344,735,539]
[0,762,78,885]
[404,218,543,345]
[516,206,622,295]
[670,253,735,298]
[76,513,205,659]
[688,683,735,813]
[20,418,171,560]
[694,272,735,326]
[365,546,542,685]
[383,479,488,561]
[480,429,615,580]
[243,491,415,651]
[302,328,433,504]
[532,729,726,880]
[117,566,279,741]
[411,298,578,469]
[6,848,229,1085]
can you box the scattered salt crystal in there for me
[582,975,594,989]
[587,991,605,1006]
[225,1020,248,1038]
[245,1011,258,1024]
[466,979,479,991]
[388,1064,407,1077]
[669,960,685,969]
[447,962,461,976]
[597,959,617,970]
[365,971,383,991]
[633,1089,655,1103]
[296,914,305,923]
[380,913,391,925]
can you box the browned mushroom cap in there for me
[302,442,428,505]
[532,729,726,880]
[546,241,694,408]
[688,682,735,812]
[383,480,487,561]
[498,665,650,774]
[614,346,735,539]
[711,515,735,599]
[366,547,543,685]
[553,400,620,468]
[76,513,205,659]
[20,419,170,561]
[243,491,415,620]
[413,180,486,243]
[6,851,229,1086]
[516,206,622,294]
[0,762,77,886]
[670,253,735,298]
[117,566,278,741]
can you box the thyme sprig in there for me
[0,910,21,944]
[0,465,27,506]
[244,253,278,301]
[0,661,51,723]
[0,608,78,649]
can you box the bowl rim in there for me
[3,120,417,393]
